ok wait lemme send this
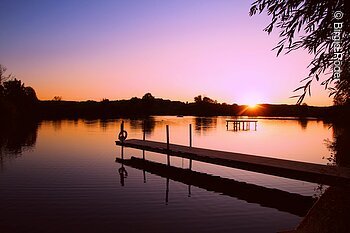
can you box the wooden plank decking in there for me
[116,139,350,186]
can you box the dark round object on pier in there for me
[118,130,128,142]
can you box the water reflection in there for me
[83,119,99,127]
[0,120,38,169]
[99,119,111,131]
[1,116,341,233]
[52,119,62,131]
[115,156,316,217]
[194,117,217,133]
[129,117,156,135]
[297,118,309,130]
[325,122,350,168]
[117,147,128,186]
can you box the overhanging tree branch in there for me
[250,0,349,105]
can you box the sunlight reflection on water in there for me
[0,116,332,233]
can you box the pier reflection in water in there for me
[115,155,316,217]
[1,116,348,233]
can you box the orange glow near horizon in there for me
[241,93,264,107]
[248,104,258,109]
[0,1,334,106]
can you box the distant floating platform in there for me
[226,119,258,131]
[116,139,350,186]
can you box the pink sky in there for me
[0,1,333,106]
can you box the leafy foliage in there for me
[2,79,38,104]
[194,95,217,104]
[194,95,202,103]
[250,0,349,105]
[0,64,13,85]
[142,93,155,101]
[52,96,62,101]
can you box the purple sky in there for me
[0,0,332,106]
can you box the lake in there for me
[0,116,334,233]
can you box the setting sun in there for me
[243,94,261,108]
[248,104,257,109]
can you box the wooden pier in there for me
[226,119,258,131]
[115,139,350,186]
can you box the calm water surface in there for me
[0,116,333,233]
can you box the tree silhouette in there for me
[52,96,62,101]
[0,64,13,85]
[24,87,38,102]
[142,93,155,101]
[0,65,13,98]
[3,79,25,103]
[2,79,38,104]
[250,0,349,105]
[203,96,215,104]
[194,95,202,103]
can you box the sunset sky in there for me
[0,0,332,106]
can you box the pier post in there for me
[188,124,193,179]
[189,124,192,147]
[165,178,169,204]
[121,145,124,160]
[166,125,170,166]
[142,121,146,159]
[166,125,170,150]
[143,120,146,141]
[188,123,193,170]
[167,155,170,166]
[142,121,145,159]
